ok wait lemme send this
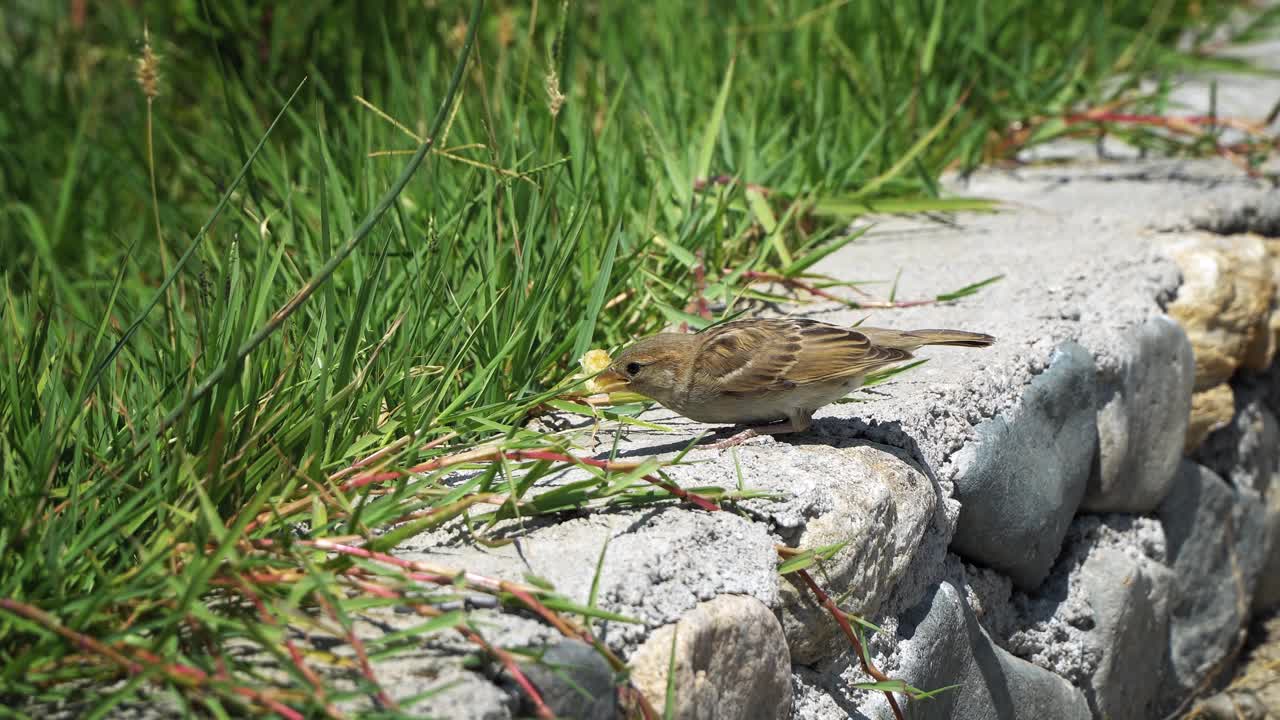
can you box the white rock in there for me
[1161,232,1275,388]
[628,594,792,720]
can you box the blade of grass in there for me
[852,93,968,200]
[695,57,736,185]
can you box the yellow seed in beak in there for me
[578,349,625,394]
[578,349,613,376]
[591,367,630,395]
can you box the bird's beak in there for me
[592,367,630,395]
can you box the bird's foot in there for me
[707,414,811,450]
[708,428,763,450]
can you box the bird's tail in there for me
[909,329,996,347]
[857,327,995,350]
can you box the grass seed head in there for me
[545,68,566,117]
[135,27,160,100]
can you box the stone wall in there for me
[388,179,1280,720]
[793,214,1280,719]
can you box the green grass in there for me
[1,0,1276,715]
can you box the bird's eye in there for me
[625,362,642,376]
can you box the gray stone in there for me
[522,639,617,720]
[1157,460,1270,705]
[1005,515,1171,715]
[1259,494,1280,611]
[1194,388,1280,612]
[1076,545,1173,717]
[1195,391,1280,494]
[1084,315,1195,512]
[863,581,1089,720]
[950,342,1099,590]
[394,78,1280,720]
[628,594,792,720]
[749,444,934,664]
[44,45,1280,720]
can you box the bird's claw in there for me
[708,428,762,450]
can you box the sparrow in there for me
[593,317,994,448]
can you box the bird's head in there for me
[593,333,697,405]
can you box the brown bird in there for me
[594,317,994,448]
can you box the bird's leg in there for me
[708,410,813,450]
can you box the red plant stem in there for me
[501,583,658,719]
[383,492,508,525]
[853,298,935,309]
[70,0,87,29]
[507,449,721,511]
[1063,110,1267,135]
[355,570,659,719]
[314,592,399,713]
[788,568,904,720]
[285,539,541,595]
[739,269,852,304]
[231,577,338,717]
[242,542,660,718]
[213,650,231,685]
[339,444,502,490]
[250,442,719,533]
[0,598,306,720]
[338,448,720,511]
[693,174,772,196]
[282,553,650,717]
[1066,111,1218,126]
[681,249,711,331]
[503,585,579,637]
[1063,109,1273,178]
[624,686,661,720]
[227,570,306,584]
[462,626,556,719]
[0,598,141,674]
[328,433,418,482]
[329,431,458,483]
[337,562,624,671]
[352,578,555,719]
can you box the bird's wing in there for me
[694,318,911,394]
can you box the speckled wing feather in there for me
[693,318,912,395]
